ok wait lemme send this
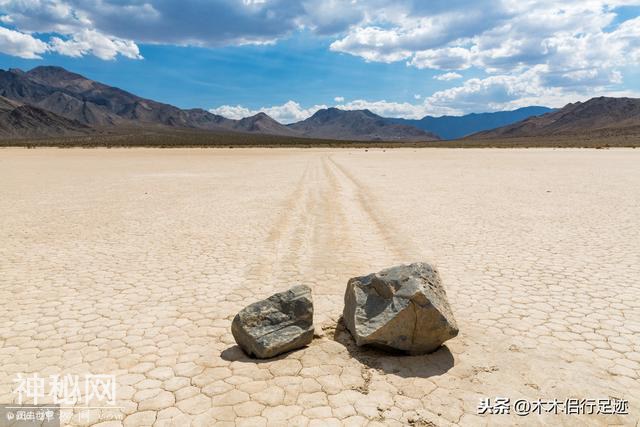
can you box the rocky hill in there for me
[471,97,640,138]
[0,95,90,138]
[0,66,233,130]
[288,108,439,141]
[233,113,300,136]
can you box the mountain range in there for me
[472,97,640,138]
[0,66,638,142]
[0,66,438,141]
[388,106,554,140]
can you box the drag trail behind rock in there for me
[247,153,426,327]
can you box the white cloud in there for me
[0,0,637,111]
[0,0,377,59]
[261,101,328,123]
[208,105,253,120]
[433,72,463,81]
[211,66,640,123]
[210,100,327,123]
[211,97,458,122]
[50,29,142,60]
[0,0,371,49]
[0,26,48,58]
[330,26,414,62]
[301,0,366,35]
[0,23,142,60]
[413,94,421,99]
[410,47,472,70]
[423,65,640,113]
[330,0,640,101]
[337,98,456,118]
[334,96,344,102]
[330,2,633,70]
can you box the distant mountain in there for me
[3,67,637,143]
[471,97,640,138]
[288,108,439,141]
[387,106,553,140]
[0,95,90,138]
[233,112,300,136]
[0,66,234,130]
[0,66,438,142]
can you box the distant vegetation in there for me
[1,128,638,148]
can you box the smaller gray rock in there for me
[343,262,458,354]
[231,285,313,358]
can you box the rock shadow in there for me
[330,317,455,379]
[220,344,308,364]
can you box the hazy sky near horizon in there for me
[0,1,639,123]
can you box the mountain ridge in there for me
[0,66,437,141]
[470,97,640,138]
[233,112,300,136]
[0,66,239,130]
[0,95,91,138]
[288,107,440,141]
[387,106,554,140]
[1,66,636,143]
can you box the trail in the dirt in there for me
[247,153,424,326]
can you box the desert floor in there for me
[0,147,638,427]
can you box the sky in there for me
[0,1,639,123]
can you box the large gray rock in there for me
[343,263,458,354]
[231,285,314,358]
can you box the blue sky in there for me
[0,1,639,123]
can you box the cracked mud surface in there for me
[0,147,639,426]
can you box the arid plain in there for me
[0,147,639,427]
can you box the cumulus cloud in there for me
[330,0,640,101]
[0,26,48,58]
[410,48,471,70]
[0,1,637,74]
[209,105,254,120]
[212,98,455,122]
[210,100,327,124]
[301,0,366,35]
[423,66,640,114]
[0,0,379,60]
[334,96,344,102]
[330,26,414,62]
[0,0,144,60]
[0,0,371,49]
[335,99,446,118]
[330,1,638,70]
[0,0,637,111]
[433,72,463,81]
[50,29,142,60]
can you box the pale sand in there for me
[0,147,638,426]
